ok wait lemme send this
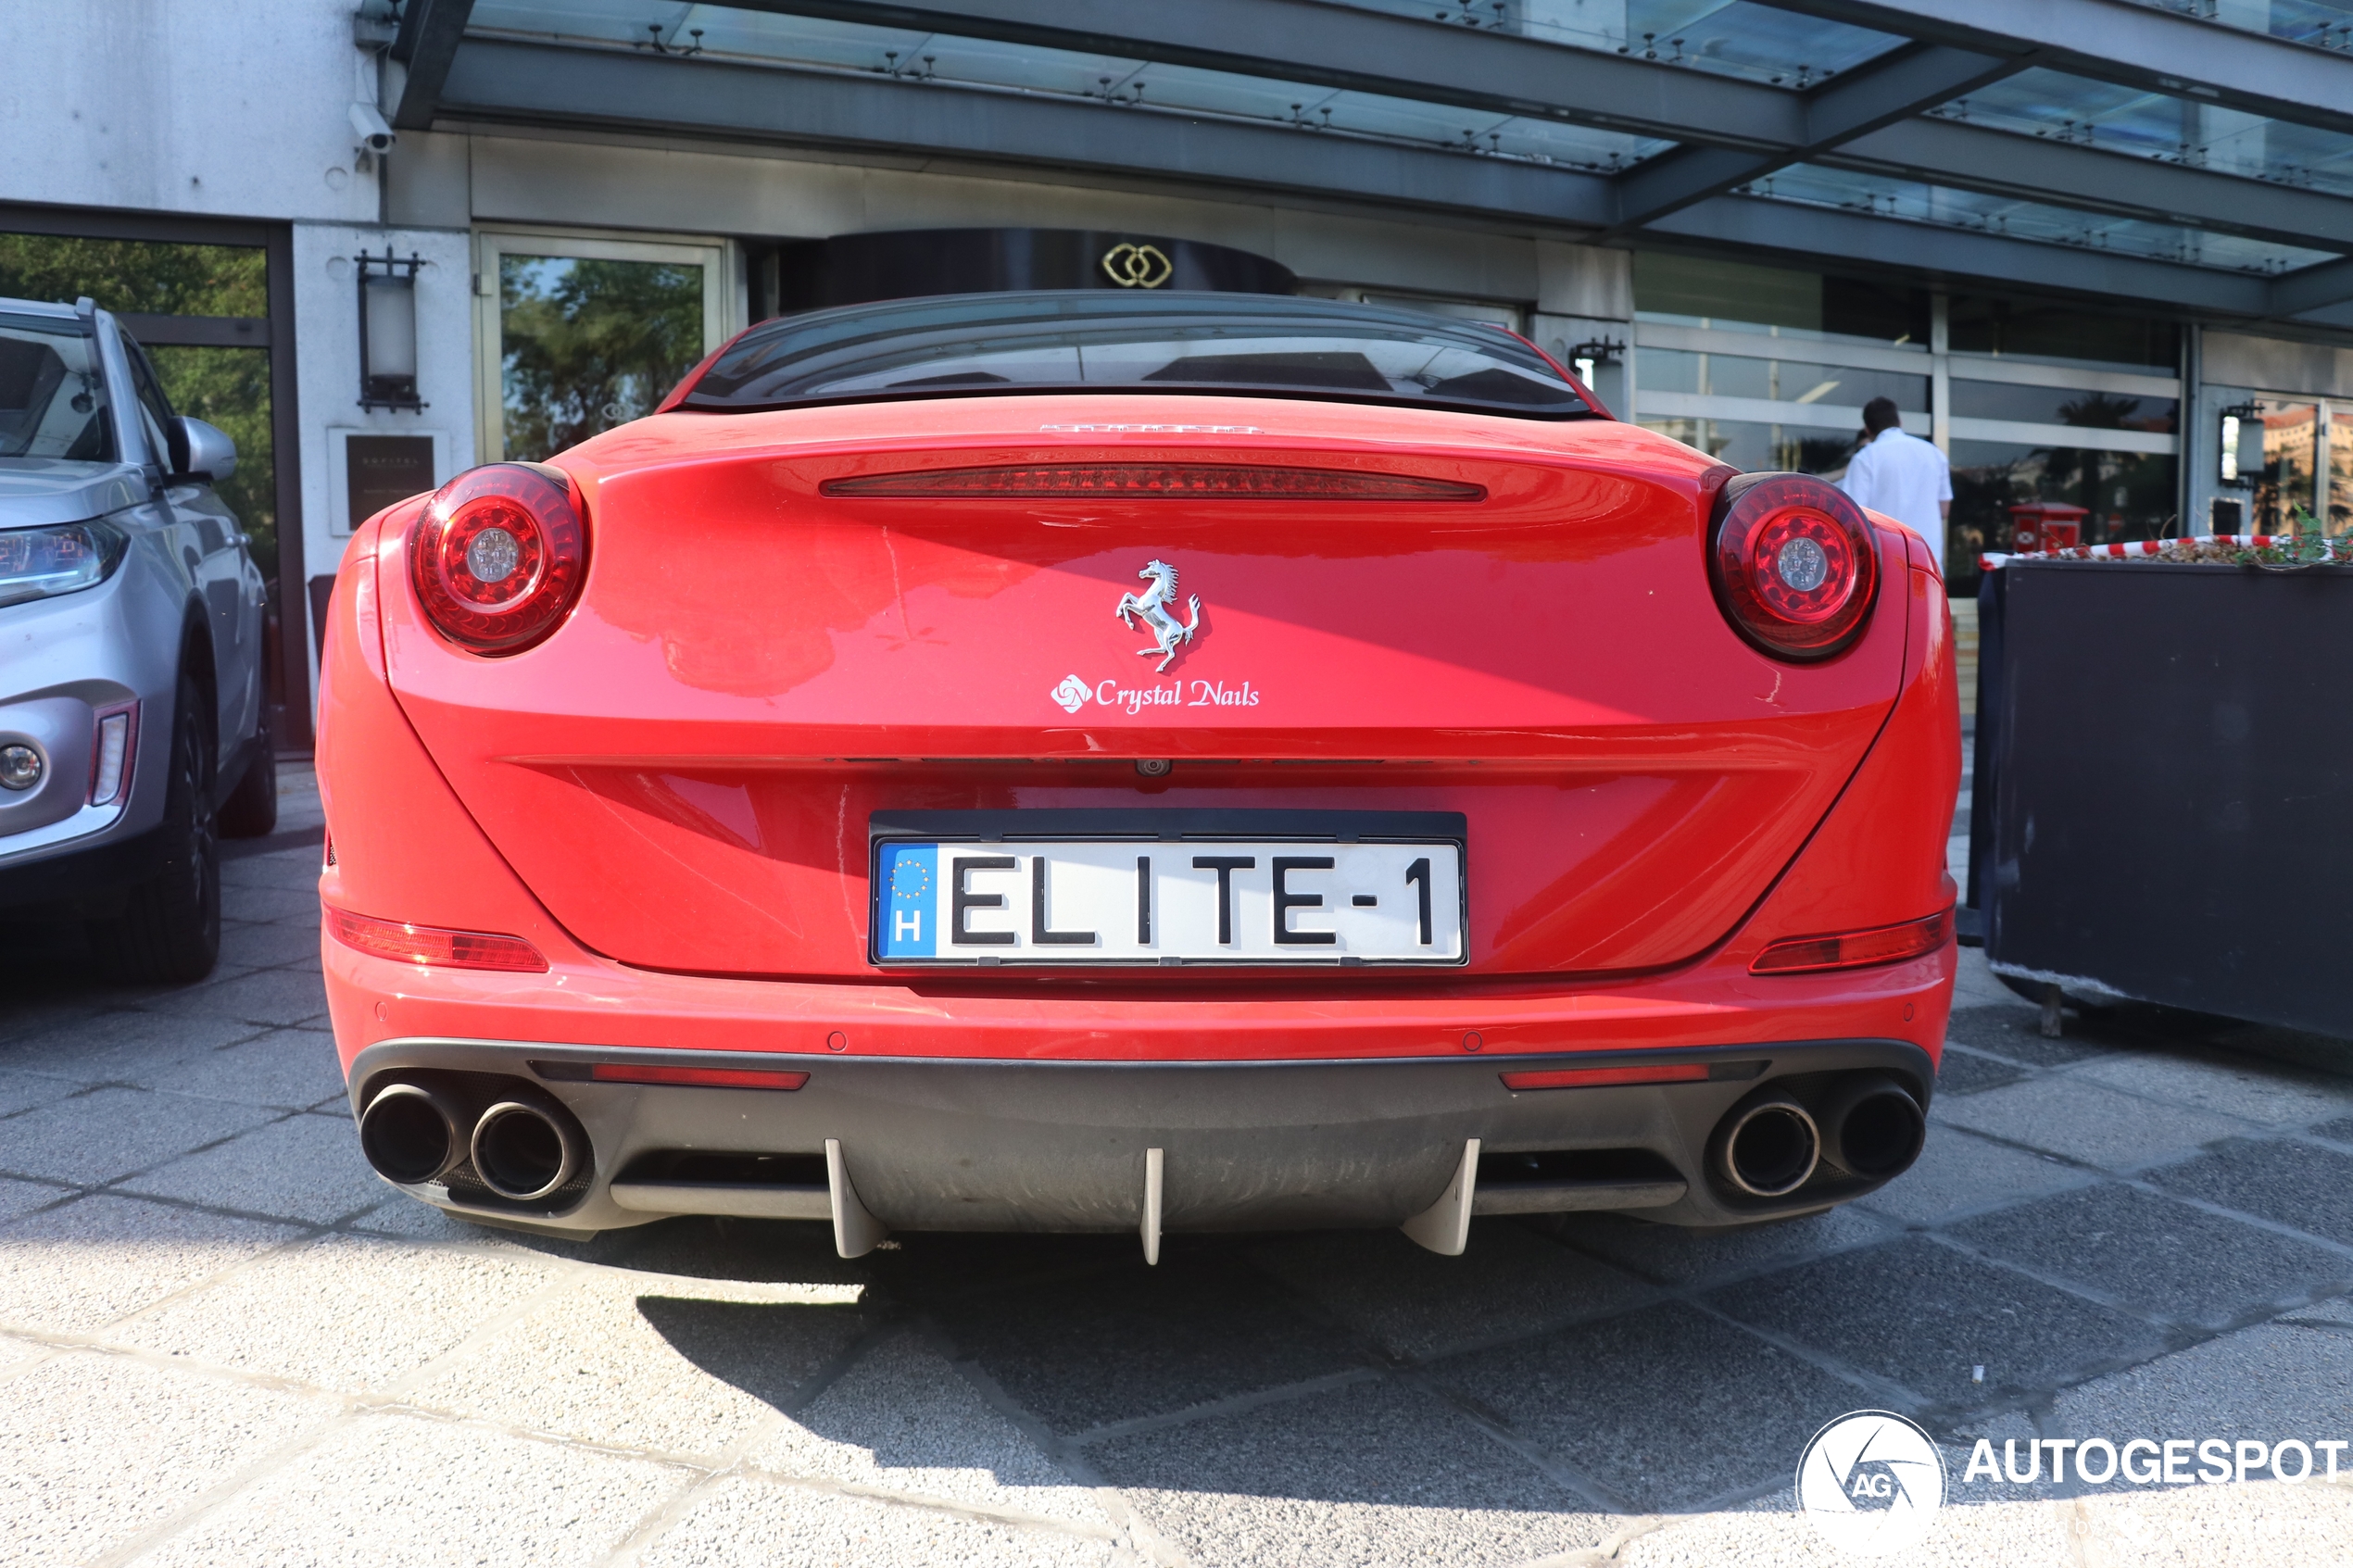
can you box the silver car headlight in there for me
[0,521,129,608]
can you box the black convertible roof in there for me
[674,291,1597,420]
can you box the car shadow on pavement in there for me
[12,884,2353,1566]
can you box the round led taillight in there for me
[409,463,587,655]
[1708,472,1880,660]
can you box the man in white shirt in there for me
[1840,396,1952,573]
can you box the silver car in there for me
[0,295,276,981]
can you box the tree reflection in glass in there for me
[499,256,703,461]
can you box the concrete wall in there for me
[2205,332,2353,401]
[0,0,381,226]
[289,223,474,533]
[389,128,1584,309]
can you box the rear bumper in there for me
[346,1033,1934,1236]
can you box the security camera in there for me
[350,101,396,154]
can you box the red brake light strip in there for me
[823,464,1483,500]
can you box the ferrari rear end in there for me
[317,292,1957,1256]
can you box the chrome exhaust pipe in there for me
[1714,1094,1821,1198]
[359,1082,463,1185]
[470,1100,584,1202]
[1820,1075,1927,1182]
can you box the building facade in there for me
[6,0,2351,735]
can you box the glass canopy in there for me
[1944,68,2353,199]
[467,1,1668,171]
[466,0,2353,295]
[1746,165,2340,274]
[1328,0,1910,87]
[2117,0,2353,47]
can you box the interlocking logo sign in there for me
[1101,243,1174,288]
[1049,673,1093,713]
[1795,1411,1947,1558]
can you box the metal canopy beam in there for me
[1831,119,2353,257]
[724,0,1808,151]
[1650,194,2275,316]
[1609,44,2020,230]
[1755,0,2353,139]
[390,0,476,131]
[437,39,1616,227]
[2271,257,2353,319]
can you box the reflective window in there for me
[1947,294,2180,373]
[1947,381,2178,434]
[0,232,277,582]
[1637,416,1859,478]
[120,335,179,467]
[685,292,1593,418]
[2244,399,2319,533]
[1633,253,1928,347]
[2333,406,2352,535]
[499,256,708,461]
[1948,441,2181,594]
[476,231,727,463]
[1640,348,1928,411]
[0,312,112,463]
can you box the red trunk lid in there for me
[380,397,1906,980]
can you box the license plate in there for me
[870,811,1466,966]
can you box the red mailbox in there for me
[2009,501,2087,555]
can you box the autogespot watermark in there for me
[1797,1411,2351,1558]
[1796,1411,1947,1559]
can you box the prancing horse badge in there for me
[1114,559,1203,672]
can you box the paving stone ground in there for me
[1,764,2349,1565]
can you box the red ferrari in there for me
[319,292,1957,1258]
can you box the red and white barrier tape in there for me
[1980,534,2340,571]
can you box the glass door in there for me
[2330,404,2351,536]
[473,231,732,463]
[2246,398,2318,535]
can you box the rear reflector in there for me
[823,464,1484,501]
[587,1063,810,1091]
[1751,909,1952,974]
[1501,1063,1711,1091]
[325,907,549,972]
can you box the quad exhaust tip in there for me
[358,1082,463,1186]
[1715,1095,1821,1198]
[472,1100,585,1201]
[359,1082,589,1203]
[1821,1075,1927,1181]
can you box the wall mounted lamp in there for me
[1567,335,1626,387]
[358,249,427,412]
[2218,401,2259,487]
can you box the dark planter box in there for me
[1968,561,2353,1037]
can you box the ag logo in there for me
[1101,243,1173,288]
[1049,673,1092,714]
[1795,1411,1945,1558]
